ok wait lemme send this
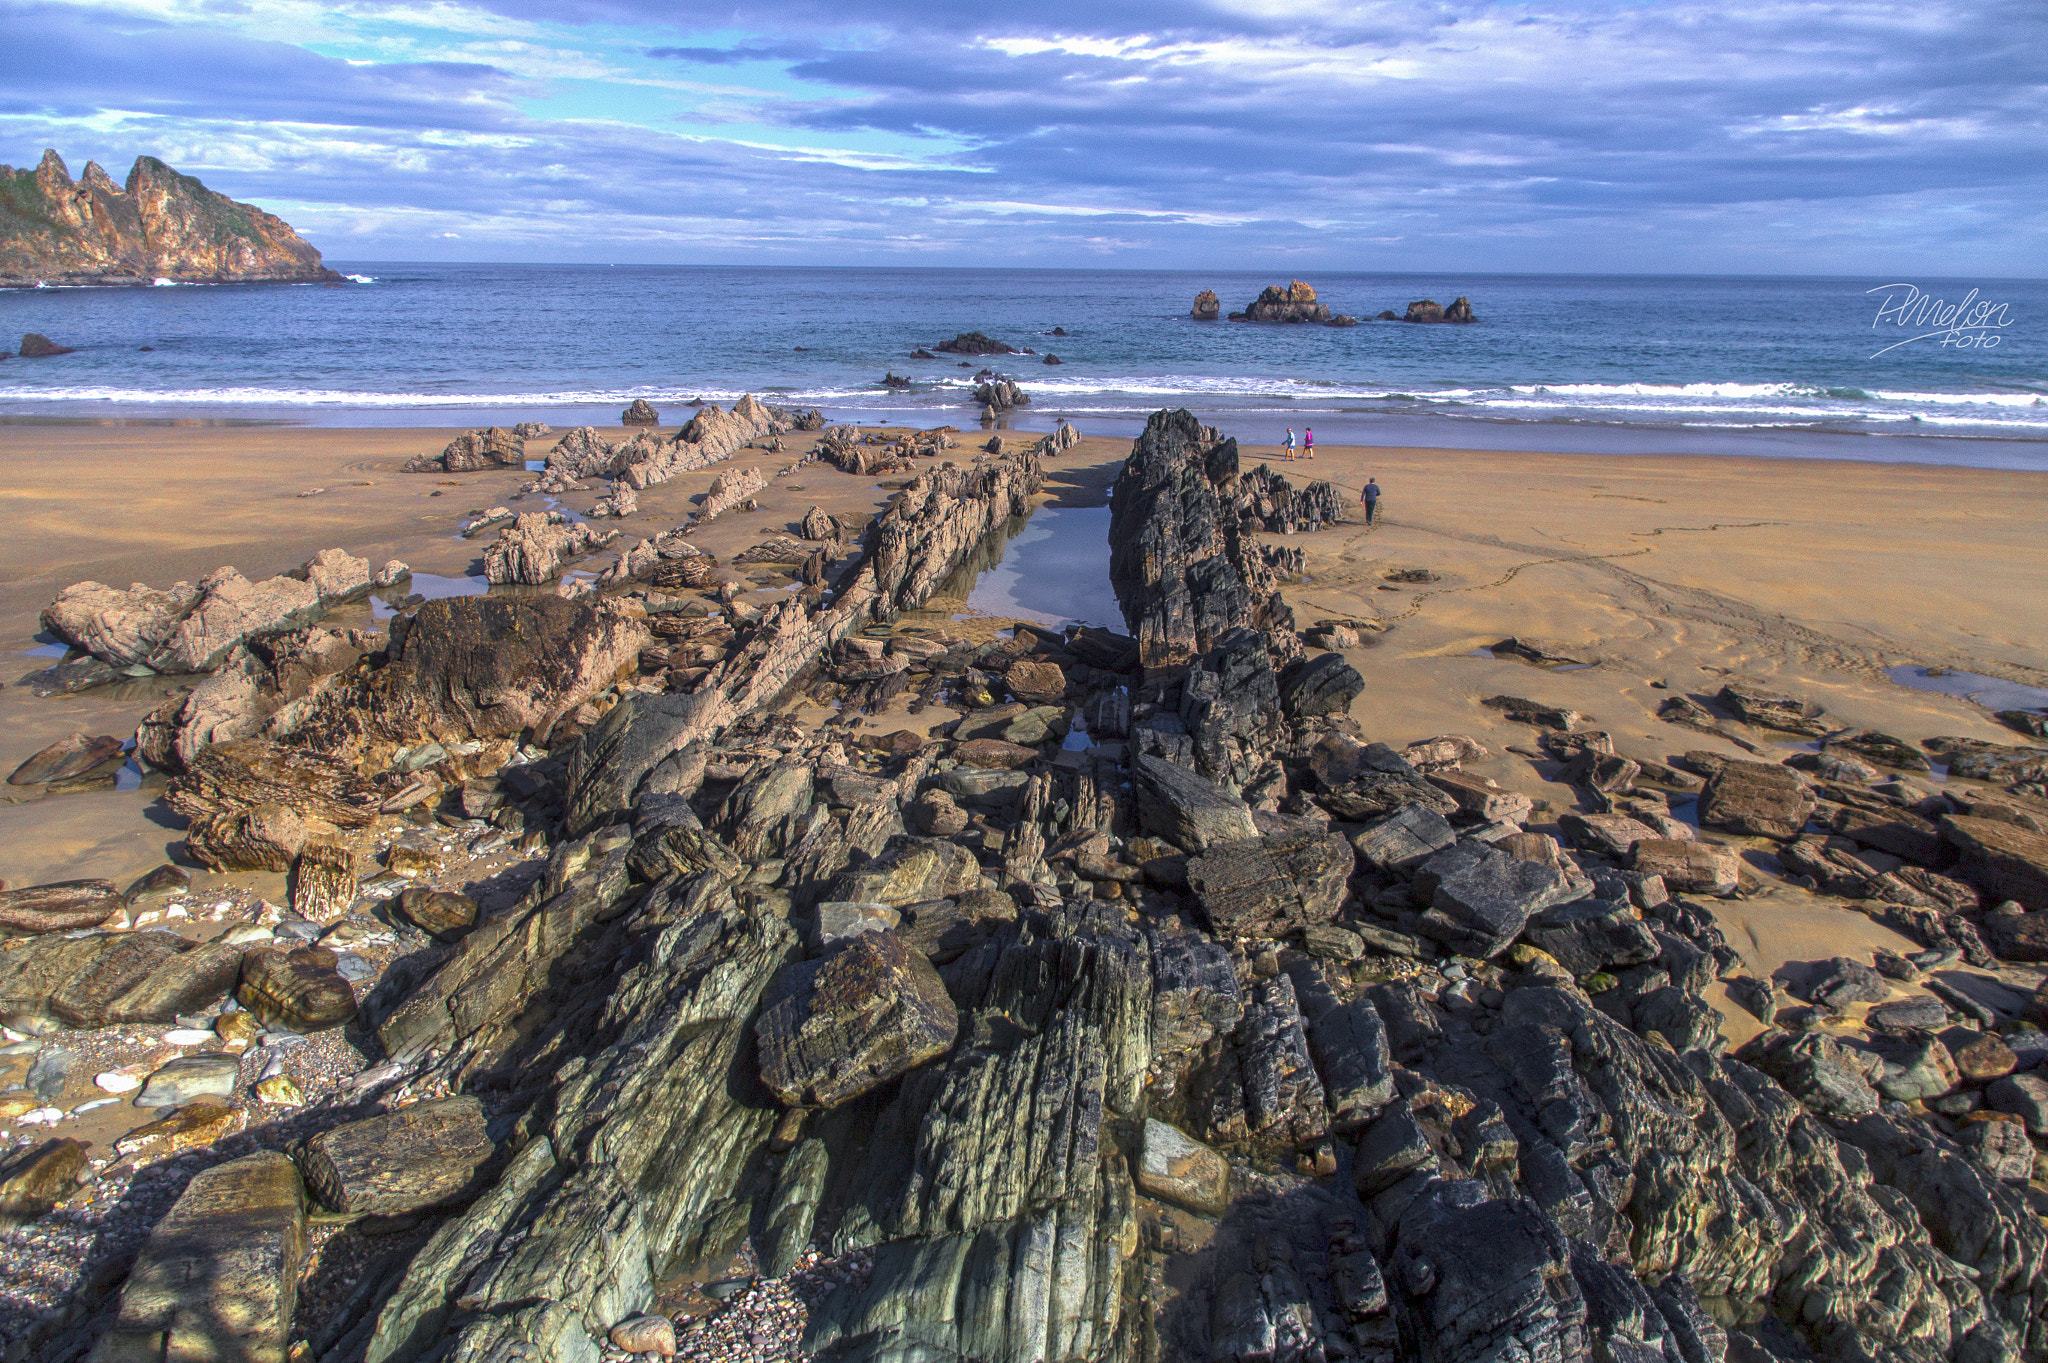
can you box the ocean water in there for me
[2,266,2044,466]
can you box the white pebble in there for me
[163,1029,216,1045]
[133,910,162,926]
[19,1108,62,1126]
[94,1071,142,1093]
[165,905,190,920]
[72,1098,119,1114]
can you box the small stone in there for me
[216,1011,262,1043]
[255,1074,304,1106]
[115,1099,246,1159]
[136,1053,243,1107]
[393,886,479,940]
[611,1315,679,1356]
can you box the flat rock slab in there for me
[1351,803,1456,871]
[1941,815,2048,911]
[103,939,247,1025]
[50,931,193,1028]
[1631,839,1741,895]
[238,946,358,1032]
[756,931,959,1109]
[296,1095,493,1215]
[0,880,120,935]
[136,1053,244,1108]
[394,887,479,941]
[1137,1118,1230,1215]
[1697,760,1814,840]
[91,1149,306,1363]
[825,838,983,908]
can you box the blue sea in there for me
[2,266,2044,467]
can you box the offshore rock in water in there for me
[1240,280,1331,323]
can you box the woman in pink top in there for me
[1303,427,1314,456]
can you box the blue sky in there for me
[2,0,2042,273]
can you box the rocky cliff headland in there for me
[0,150,337,288]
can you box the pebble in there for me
[135,1054,243,1107]
[162,1029,217,1046]
[331,953,376,983]
[222,924,275,946]
[94,1069,145,1094]
[18,1107,63,1126]
[72,1097,120,1114]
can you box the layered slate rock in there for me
[1138,1119,1230,1214]
[1132,754,1259,852]
[376,595,649,741]
[1187,829,1354,938]
[87,1150,307,1363]
[1413,840,1582,958]
[297,1096,494,1214]
[238,946,357,1032]
[1109,408,1295,668]
[755,932,959,1109]
[1941,815,2048,910]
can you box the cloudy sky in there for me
[3,0,2042,273]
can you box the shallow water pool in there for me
[1887,664,2048,715]
[962,504,1122,631]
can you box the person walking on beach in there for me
[1362,477,1380,524]
[1303,427,1315,457]
[1283,428,1296,459]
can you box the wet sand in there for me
[3,421,2045,1027]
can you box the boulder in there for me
[800,506,841,541]
[296,1096,494,1214]
[1559,812,1658,858]
[755,932,959,1108]
[1426,771,1534,824]
[18,332,75,356]
[440,427,524,471]
[1242,281,1331,323]
[89,1151,306,1363]
[481,512,618,585]
[1280,653,1363,718]
[301,548,371,603]
[825,837,982,908]
[1631,838,1741,894]
[952,738,1038,770]
[1957,1115,2034,1181]
[378,595,648,740]
[1986,1072,2048,1133]
[1523,899,1659,977]
[1697,759,1814,839]
[40,578,201,668]
[1186,830,1354,938]
[1981,910,2048,961]
[1413,840,1581,958]
[1132,754,1259,852]
[622,398,660,426]
[1136,1119,1229,1214]
[291,836,358,920]
[102,940,247,1024]
[1004,658,1068,705]
[1191,290,1220,320]
[237,946,357,1032]
[50,930,193,1028]
[1715,681,1829,736]
[7,732,126,787]
[1808,957,1888,1009]
[0,880,121,934]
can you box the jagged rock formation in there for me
[41,549,397,675]
[480,513,619,585]
[934,332,1019,355]
[973,378,1029,412]
[0,150,337,287]
[1108,408,1304,669]
[1192,290,1220,320]
[527,396,817,494]
[402,428,524,473]
[1238,280,1332,323]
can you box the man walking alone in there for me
[1362,477,1380,525]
